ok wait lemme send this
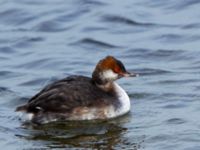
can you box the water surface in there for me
[0,0,200,149]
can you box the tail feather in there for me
[15,105,28,112]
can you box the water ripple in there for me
[169,0,200,9]
[33,20,72,32]
[182,23,200,29]
[0,71,22,79]
[13,37,44,48]
[125,49,188,62]
[162,103,187,109]
[136,68,171,76]
[0,87,8,93]
[129,92,156,99]
[19,77,48,87]
[165,118,186,125]
[156,34,200,43]
[101,15,156,27]
[0,46,16,54]
[0,0,200,149]
[71,38,119,49]
[78,0,107,6]
[14,58,52,69]
[155,79,198,85]
[0,9,36,25]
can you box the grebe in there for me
[16,56,138,124]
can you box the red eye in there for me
[114,67,120,73]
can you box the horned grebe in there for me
[16,56,138,124]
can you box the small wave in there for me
[162,103,187,109]
[160,93,198,99]
[14,58,51,69]
[195,85,200,91]
[155,79,198,85]
[13,37,44,48]
[0,71,22,79]
[125,48,187,62]
[144,0,200,12]
[136,68,171,76]
[101,15,156,27]
[155,34,182,42]
[15,97,29,104]
[169,0,200,10]
[0,71,14,77]
[33,20,71,32]
[147,49,187,61]
[0,56,7,60]
[55,6,90,23]
[147,134,173,142]
[78,0,107,6]
[155,34,200,43]
[81,26,107,32]
[129,92,156,99]
[122,48,150,59]
[182,23,200,29]
[0,8,36,25]
[0,46,16,54]
[0,86,15,99]
[19,78,48,87]
[71,38,119,49]
[165,118,186,125]
[14,0,48,5]
[0,87,8,93]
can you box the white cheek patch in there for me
[102,70,118,81]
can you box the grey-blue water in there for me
[0,0,200,149]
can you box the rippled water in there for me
[0,0,200,149]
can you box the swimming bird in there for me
[16,56,138,124]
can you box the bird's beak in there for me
[120,72,139,77]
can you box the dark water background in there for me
[0,0,200,149]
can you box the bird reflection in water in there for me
[16,115,144,149]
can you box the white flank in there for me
[112,82,131,116]
[101,82,131,118]
[26,113,34,120]
[16,112,34,122]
